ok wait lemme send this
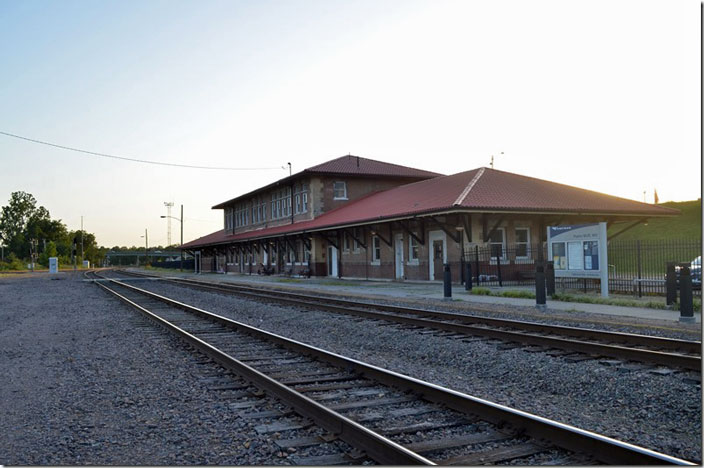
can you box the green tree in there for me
[0,191,41,258]
[39,241,58,266]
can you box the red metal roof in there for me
[183,167,680,249]
[212,155,441,209]
[305,155,441,178]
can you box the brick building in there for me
[181,155,678,281]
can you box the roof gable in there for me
[212,154,441,209]
[304,155,442,178]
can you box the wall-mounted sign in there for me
[547,222,608,297]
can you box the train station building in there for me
[180,155,678,282]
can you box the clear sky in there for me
[0,0,700,248]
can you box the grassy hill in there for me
[607,199,702,241]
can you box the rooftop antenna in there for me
[164,201,174,246]
[287,162,291,177]
[490,151,504,169]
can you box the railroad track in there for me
[115,269,701,372]
[90,270,694,465]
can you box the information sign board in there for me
[49,257,59,274]
[547,223,608,297]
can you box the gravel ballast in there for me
[1,273,701,464]
[129,277,702,463]
[0,274,347,465]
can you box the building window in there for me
[515,228,530,259]
[333,181,347,200]
[371,235,381,264]
[343,232,351,252]
[408,234,419,263]
[295,240,304,264]
[302,191,308,212]
[352,227,360,252]
[488,228,506,260]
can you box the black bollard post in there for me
[465,262,473,291]
[679,265,694,322]
[665,262,677,306]
[546,261,555,296]
[535,262,546,310]
[443,263,452,300]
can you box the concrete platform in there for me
[130,268,702,326]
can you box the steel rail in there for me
[120,270,701,353]
[94,274,695,466]
[119,272,702,371]
[93,276,435,465]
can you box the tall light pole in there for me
[140,229,148,266]
[161,204,183,271]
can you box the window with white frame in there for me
[271,188,292,220]
[343,232,351,252]
[333,181,347,200]
[352,227,360,251]
[235,204,249,228]
[408,234,419,263]
[515,228,531,258]
[293,183,309,215]
[488,228,506,260]
[295,240,304,264]
[303,243,310,264]
[371,236,381,263]
[225,208,234,232]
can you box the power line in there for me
[0,130,285,171]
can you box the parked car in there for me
[675,256,701,290]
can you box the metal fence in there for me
[460,239,701,297]
[150,259,195,270]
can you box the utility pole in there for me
[164,202,174,246]
[80,216,84,263]
[180,204,184,271]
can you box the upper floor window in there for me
[234,203,248,228]
[333,181,347,200]
[225,208,234,232]
[293,184,309,215]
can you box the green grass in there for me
[607,199,702,241]
[469,287,702,312]
[470,287,535,299]
[551,292,701,312]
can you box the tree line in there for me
[0,191,175,270]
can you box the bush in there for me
[0,253,26,271]
[470,287,492,296]
[500,290,535,299]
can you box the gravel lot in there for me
[1,273,701,464]
[130,277,703,463]
[0,274,336,465]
